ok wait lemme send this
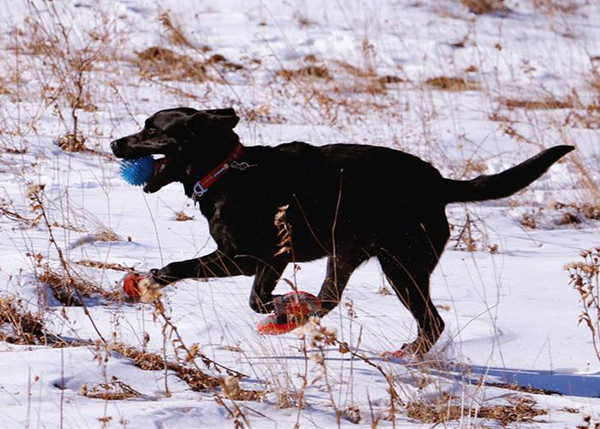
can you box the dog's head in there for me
[110,107,240,193]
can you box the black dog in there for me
[111,107,573,354]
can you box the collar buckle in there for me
[192,181,209,201]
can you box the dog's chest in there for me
[200,196,247,252]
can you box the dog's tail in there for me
[442,145,574,204]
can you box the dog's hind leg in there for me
[377,252,444,355]
[151,250,256,285]
[317,255,365,315]
[249,261,288,314]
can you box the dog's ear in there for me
[187,110,239,135]
[203,108,237,118]
[200,108,239,129]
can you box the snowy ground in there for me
[0,0,600,427]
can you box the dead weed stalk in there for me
[27,183,106,341]
[565,248,600,364]
[20,0,120,143]
[0,296,48,345]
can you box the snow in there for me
[0,0,600,427]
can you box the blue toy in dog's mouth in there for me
[120,156,155,186]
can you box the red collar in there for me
[192,143,245,201]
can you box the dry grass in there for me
[81,380,142,400]
[74,260,132,272]
[552,202,600,221]
[159,12,195,49]
[135,46,245,84]
[590,70,600,92]
[504,97,574,110]
[425,76,480,91]
[479,396,547,425]
[39,265,117,306]
[565,248,600,364]
[460,0,509,15]
[565,80,600,128]
[222,376,264,401]
[206,53,244,71]
[136,46,208,82]
[406,397,468,423]
[450,212,493,252]
[0,201,35,228]
[377,285,392,295]
[241,104,286,124]
[113,343,221,391]
[56,132,87,153]
[406,394,546,425]
[487,381,561,396]
[276,59,403,109]
[11,0,118,138]
[576,414,600,429]
[520,211,538,229]
[533,0,579,15]
[342,405,361,424]
[275,391,306,410]
[0,296,89,347]
[113,343,262,400]
[0,296,47,345]
[377,75,404,85]
[568,151,600,202]
[68,227,122,250]
[95,227,121,242]
[519,202,600,229]
[278,65,331,80]
[173,211,194,222]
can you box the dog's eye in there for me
[146,128,157,135]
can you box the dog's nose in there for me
[110,139,125,156]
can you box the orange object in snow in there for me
[122,273,145,298]
[257,291,321,335]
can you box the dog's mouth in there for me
[143,154,175,193]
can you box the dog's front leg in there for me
[317,255,365,314]
[248,261,288,314]
[151,250,256,285]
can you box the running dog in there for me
[110,107,573,354]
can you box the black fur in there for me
[111,107,574,354]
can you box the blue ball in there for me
[120,156,155,186]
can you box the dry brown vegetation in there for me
[518,202,600,230]
[278,65,332,80]
[503,97,574,110]
[56,132,88,153]
[9,0,118,140]
[425,76,480,91]
[112,343,262,400]
[553,202,600,221]
[450,212,496,253]
[532,0,579,15]
[0,297,47,345]
[81,380,142,400]
[565,248,600,364]
[134,45,246,85]
[460,0,509,15]
[173,210,194,221]
[407,394,547,425]
[136,46,208,82]
[39,265,118,306]
[74,260,132,272]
